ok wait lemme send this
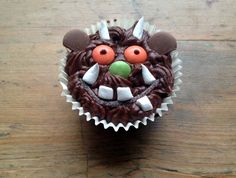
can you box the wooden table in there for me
[0,0,236,177]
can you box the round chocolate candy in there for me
[63,29,90,51]
[147,31,177,55]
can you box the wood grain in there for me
[0,0,236,177]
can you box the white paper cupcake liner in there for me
[58,19,183,132]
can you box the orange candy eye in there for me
[92,45,115,65]
[124,45,147,64]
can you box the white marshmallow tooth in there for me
[98,85,114,100]
[117,87,134,101]
[141,64,156,85]
[82,63,99,85]
[99,20,110,40]
[136,95,153,111]
[132,17,144,39]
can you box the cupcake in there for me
[59,17,182,131]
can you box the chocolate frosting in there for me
[64,22,175,125]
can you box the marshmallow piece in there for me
[82,63,99,85]
[141,64,156,85]
[98,85,114,100]
[136,95,153,111]
[99,20,110,40]
[132,17,144,39]
[117,87,133,101]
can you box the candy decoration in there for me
[148,31,177,55]
[109,61,131,78]
[141,64,156,85]
[124,45,147,64]
[92,45,115,65]
[98,85,114,100]
[136,95,153,111]
[63,29,90,51]
[99,20,110,40]
[117,87,134,101]
[82,63,99,85]
[132,17,144,39]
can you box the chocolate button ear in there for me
[63,29,90,51]
[147,32,177,55]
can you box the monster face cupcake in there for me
[59,17,182,131]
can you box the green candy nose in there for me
[109,61,131,78]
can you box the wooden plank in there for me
[1,40,236,177]
[1,0,236,177]
[0,0,236,41]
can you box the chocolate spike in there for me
[147,31,177,55]
[63,29,90,51]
